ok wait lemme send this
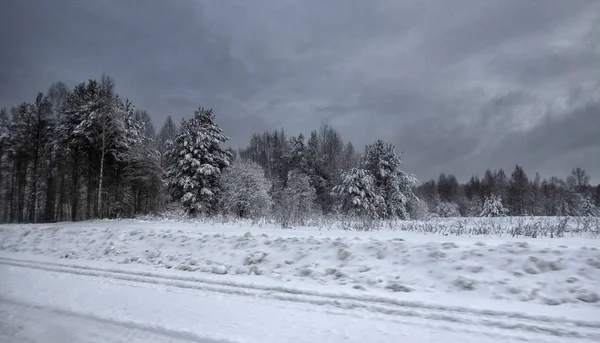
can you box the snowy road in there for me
[1,256,599,343]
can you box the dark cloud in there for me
[1,0,599,182]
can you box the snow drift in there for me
[1,219,599,308]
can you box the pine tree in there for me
[361,140,417,219]
[581,197,597,217]
[437,173,460,203]
[166,107,231,216]
[95,76,127,218]
[415,180,439,211]
[305,130,328,212]
[481,169,496,198]
[134,109,156,142]
[508,165,529,215]
[60,79,102,221]
[0,108,9,221]
[530,173,544,216]
[333,167,384,220]
[287,133,308,173]
[495,169,509,202]
[27,93,54,222]
[157,116,178,172]
[221,159,272,219]
[6,103,35,222]
[479,195,508,217]
[114,101,163,216]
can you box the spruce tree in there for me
[333,167,383,219]
[158,116,178,169]
[581,197,596,217]
[361,140,417,219]
[166,107,231,216]
[480,194,508,217]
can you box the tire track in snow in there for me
[0,297,237,343]
[1,256,599,341]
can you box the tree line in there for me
[415,167,600,218]
[0,75,598,224]
[0,76,161,223]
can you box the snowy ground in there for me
[1,218,600,342]
[6,261,600,343]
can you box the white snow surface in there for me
[1,218,600,342]
[4,260,600,343]
[1,219,599,307]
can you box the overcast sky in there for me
[1,0,599,183]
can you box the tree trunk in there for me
[98,151,105,219]
[28,145,39,222]
[87,148,94,219]
[45,163,55,222]
[57,167,66,221]
[71,151,79,222]
[16,158,27,223]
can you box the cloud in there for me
[1,0,599,182]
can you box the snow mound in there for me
[1,220,599,308]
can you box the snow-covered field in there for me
[1,217,600,342]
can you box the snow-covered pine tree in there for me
[0,108,8,222]
[394,168,419,219]
[286,133,308,173]
[56,80,102,221]
[111,100,163,217]
[158,116,178,170]
[361,140,417,219]
[479,194,508,217]
[134,109,156,142]
[332,168,384,220]
[27,93,54,223]
[166,107,231,216]
[581,197,597,217]
[95,75,127,218]
[221,159,272,219]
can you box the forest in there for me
[1,75,599,224]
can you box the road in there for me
[1,256,599,343]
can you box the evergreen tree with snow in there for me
[286,133,308,173]
[479,194,508,217]
[166,107,231,216]
[581,197,597,217]
[113,100,163,216]
[361,140,418,219]
[333,167,384,220]
[158,116,178,169]
[134,109,156,141]
[94,76,128,218]
[221,159,272,219]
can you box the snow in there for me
[2,258,600,342]
[1,218,600,342]
[1,218,599,308]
